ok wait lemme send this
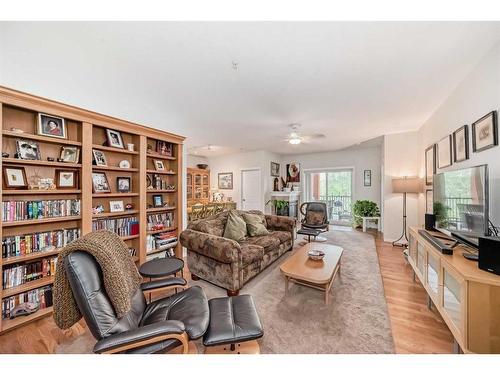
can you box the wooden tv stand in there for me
[408,227,500,353]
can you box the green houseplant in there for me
[352,200,380,228]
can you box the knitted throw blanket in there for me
[53,230,142,330]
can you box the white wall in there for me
[416,42,500,228]
[382,132,420,242]
[186,155,208,168]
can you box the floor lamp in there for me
[391,176,422,247]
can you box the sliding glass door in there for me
[305,169,353,225]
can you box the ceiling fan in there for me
[283,124,326,145]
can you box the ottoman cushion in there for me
[203,295,263,346]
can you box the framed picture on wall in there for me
[363,170,372,187]
[286,163,300,183]
[472,111,498,152]
[425,144,436,186]
[437,135,452,169]
[37,113,67,139]
[453,125,469,162]
[218,172,233,189]
[426,189,433,214]
[270,162,280,177]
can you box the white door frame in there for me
[240,167,263,211]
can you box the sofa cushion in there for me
[242,212,269,237]
[241,235,280,254]
[223,210,247,242]
[189,212,229,237]
[240,243,264,267]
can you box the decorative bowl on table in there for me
[307,249,325,261]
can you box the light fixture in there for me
[289,138,301,145]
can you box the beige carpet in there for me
[56,228,394,354]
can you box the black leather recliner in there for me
[300,202,330,231]
[64,251,210,354]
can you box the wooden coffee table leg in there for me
[324,284,329,304]
[284,276,289,296]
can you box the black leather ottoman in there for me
[203,295,264,354]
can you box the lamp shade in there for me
[392,176,422,194]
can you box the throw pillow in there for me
[223,210,247,241]
[306,211,325,225]
[242,213,269,237]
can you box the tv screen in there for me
[433,165,489,238]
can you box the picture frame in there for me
[426,189,433,214]
[270,162,280,177]
[156,141,173,156]
[153,159,165,171]
[55,169,78,189]
[3,166,28,189]
[37,113,67,139]
[218,172,233,189]
[91,172,111,193]
[60,146,80,164]
[16,139,41,160]
[152,194,163,207]
[117,177,131,193]
[105,129,124,149]
[92,149,107,166]
[363,170,372,187]
[286,163,300,183]
[109,200,125,212]
[472,111,498,153]
[425,144,436,186]
[437,135,452,169]
[453,125,469,163]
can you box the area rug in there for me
[56,229,394,354]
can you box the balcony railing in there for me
[316,195,352,223]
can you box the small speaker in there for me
[478,236,500,276]
[425,214,436,230]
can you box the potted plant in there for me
[352,200,380,228]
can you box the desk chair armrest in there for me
[94,320,187,354]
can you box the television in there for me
[433,164,489,240]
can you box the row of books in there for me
[92,217,139,237]
[146,212,174,231]
[146,231,177,256]
[2,228,80,259]
[2,199,81,222]
[2,257,57,289]
[1,285,53,319]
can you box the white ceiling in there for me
[1,22,500,156]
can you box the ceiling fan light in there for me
[289,138,301,145]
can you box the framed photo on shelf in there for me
[3,166,28,189]
[453,125,469,163]
[437,135,452,169]
[60,146,80,164]
[91,172,111,193]
[156,141,173,156]
[425,189,433,214]
[92,149,107,166]
[105,129,124,149]
[152,194,163,207]
[55,169,78,189]
[37,113,67,139]
[117,177,131,193]
[153,159,165,171]
[472,111,498,152]
[109,200,125,212]
[425,144,436,186]
[16,139,41,160]
[364,170,372,187]
[218,172,233,189]
[270,162,280,177]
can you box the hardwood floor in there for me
[0,230,454,354]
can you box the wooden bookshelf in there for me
[0,86,184,333]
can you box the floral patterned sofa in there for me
[180,210,296,296]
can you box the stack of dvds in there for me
[92,217,139,237]
[1,285,53,319]
[2,199,81,222]
[2,257,57,289]
[146,212,173,231]
[146,231,177,256]
[2,228,80,259]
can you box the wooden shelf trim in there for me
[92,144,139,155]
[92,165,139,172]
[2,158,82,168]
[92,210,140,219]
[120,235,140,241]
[146,189,177,194]
[2,189,81,195]
[2,248,62,266]
[146,207,176,213]
[2,216,81,227]
[2,130,82,146]
[2,276,55,298]
[146,153,176,161]
[1,306,53,332]
[146,226,177,235]
[92,193,139,198]
[146,170,177,175]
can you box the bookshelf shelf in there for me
[2,216,82,227]
[146,206,176,213]
[146,170,176,175]
[146,244,178,256]
[2,158,82,168]
[92,210,140,219]
[146,189,177,194]
[2,248,62,266]
[2,276,55,298]
[92,165,139,172]
[1,306,53,332]
[120,235,140,241]
[147,226,177,235]
[146,153,176,161]
[2,189,82,195]
[92,193,139,198]
[2,130,82,146]
[92,144,139,155]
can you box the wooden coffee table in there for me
[280,242,343,304]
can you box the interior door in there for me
[241,169,261,211]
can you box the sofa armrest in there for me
[180,229,241,264]
[265,214,297,233]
